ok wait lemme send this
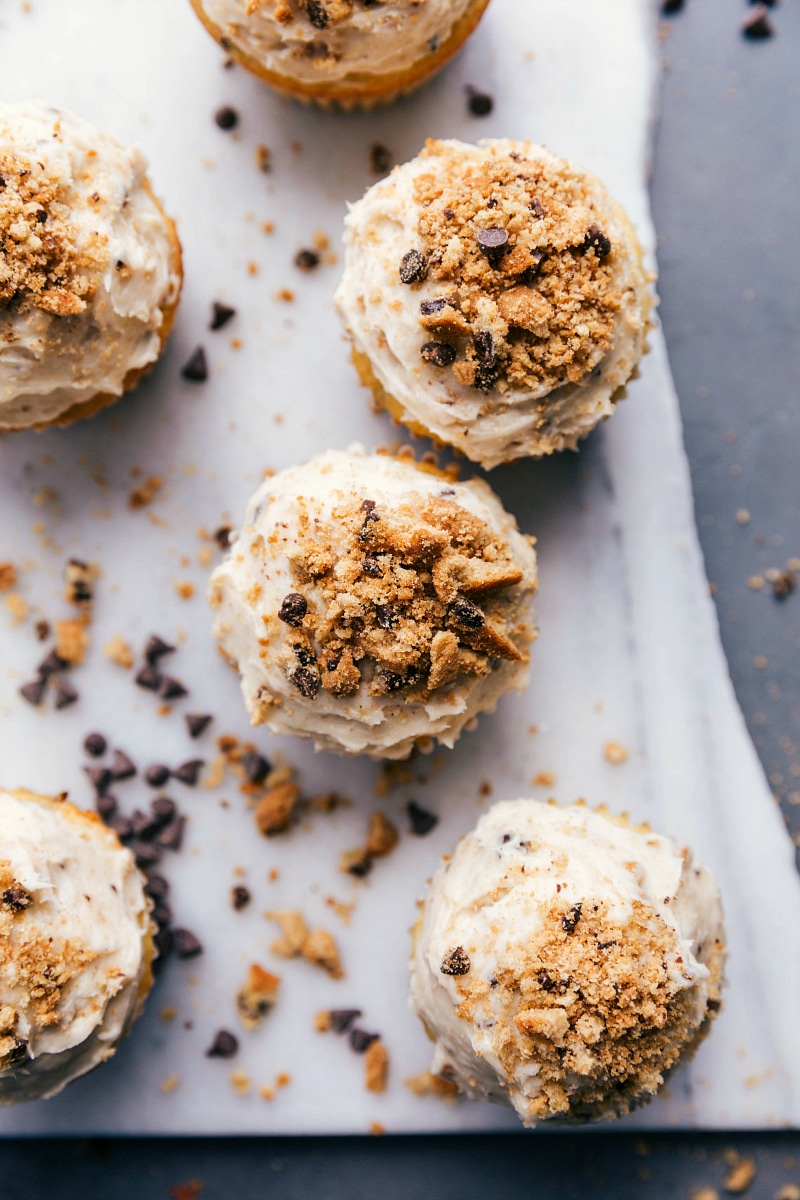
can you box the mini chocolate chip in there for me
[53,679,78,710]
[529,198,547,219]
[375,604,399,630]
[537,971,556,991]
[421,341,456,367]
[206,1029,239,1058]
[181,346,208,382]
[2,885,33,912]
[329,1009,362,1034]
[153,926,174,966]
[186,713,213,739]
[231,885,251,911]
[214,525,232,550]
[210,301,236,330]
[160,676,188,701]
[399,249,428,285]
[362,555,383,578]
[145,764,171,788]
[346,853,373,879]
[377,670,410,694]
[661,0,684,11]
[443,207,455,220]
[407,801,439,836]
[144,874,170,900]
[156,816,186,851]
[241,751,271,784]
[110,814,134,840]
[110,749,136,780]
[474,329,496,367]
[306,0,328,27]
[278,593,308,627]
[294,249,320,271]
[35,620,50,641]
[3,1038,29,1066]
[290,667,320,699]
[369,143,392,174]
[466,86,494,116]
[133,839,162,868]
[150,797,177,826]
[145,635,176,665]
[293,642,317,668]
[420,298,448,316]
[707,997,721,1012]
[135,664,162,691]
[152,903,173,928]
[440,946,471,976]
[772,570,796,599]
[520,250,547,284]
[361,499,376,513]
[131,809,158,839]
[476,227,510,264]
[449,596,485,629]
[84,732,107,757]
[37,649,68,677]
[214,105,239,130]
[173,760,204,786]
[349,1028,379,1053]
[174,928,203,959]
[561,903,582,933]
[20,678,47,706]
[35,209,47,224]
[579,225,612,259]
[95,793,118,822]
[84,765,112,794]
[742,4,774,37]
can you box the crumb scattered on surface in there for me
[229,1070,251,1095]
[129,476,163,509]
[532,771,555,787]
[405,1071,459,1100]
[55,617,89,665]
[237,963,281,1030]
[160,1074,180,1094]
[364,1039,389,1093]
[103,634,134,669]
[604,741,629,765]
[0,564,17,591]
[723,1158,757,1194]
[5,593,28,624]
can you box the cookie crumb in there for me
[255,781,300,835]
[405,1071,459,1100]
[532,770,556,787]
[723,1158,756,1193]
[364,1039,389,1093]
[268,909,309,958]
[0,563,17,591]
[604,741,629,765]
[160,1074,180,1094]
[302,929,343,979]
[237,963,281,1030]
[55,617,89,666]
[229,1070,251,1095]
[104,634,134,669]
[129,476,163,509]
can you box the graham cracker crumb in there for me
[364,1039,389,1093]
[365,811,399,857]
[255,781,300,835]
[301,928,343,979]
[314,1010,332,1033]
[405,1071,459,1100]
[268,909,309,958]
[103,634,134,669]
[55,616,89,666]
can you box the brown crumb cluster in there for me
[453,899,723,1121]
[278,492,530,702]
[268,910,344,978]
[0,148,106,317]
[409,141,623,396]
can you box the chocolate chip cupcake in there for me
[0,101,182,432]
[0,789,155,1103]
[410,799,725,1125]
[188,0,491,108]
[208,446,538,759]
[335,138,651,468]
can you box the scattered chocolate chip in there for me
[144,874,170,900]
[153,926,174,965]
[110,814,134,840]
[278,593,308,627]
[420,298,448,316]
[84,732,107,757]
[399,249,428,285]
[214,526,232,551]
[210,301,236,330]
[95,793,118,822]
[440,946,471,976]
[20,678,47,707]
[375,604,399,630]
[742,4,774,37]
[145,764,171,788]
[2,885,33,912]
[294,249,320,272]
[206,1029,239,1058]
[369,143,392,174]
[174,928,203,959]
[181,346,208,383]
[407,801,439,836]
[772,570,796,599]
[579,225,612,259]
[537,971,557,991]
[3,1038,29,1066]
[53,678,78,710]
[156,816,186,851]
[476,226,510,265]
[529,198,547,219]
[449,596,485,629]
[345,853,373,879]
[152,903,173,928]
[420,341,456,368]
[443,207,455,220]
[241,751,271,784]
[362,555,382,578]
[329,1009,362,1034]
[110,749,137,781]
[376,670,406,694]
[135,664,162,691]
[160,676,188,701]
[707,997,721,1013]
[661,0,684,11]
[84,765,112,794]
[214,105,239,130]
[131,809,158,839]
[290,667,320,699]
[173,760,204,786]
[466,86,494,116]
[133,839,162,868]
[349,1028,379,1053]
[35,620,50,642]
[361,499,376,513]
[151,797,178,826]
[186,713,213,739]
[561,903,582,934]
[306,0,328,28]
[520,250,547,285]
[231,885,251,911]
[37,649,68,678]
[145,635,176,665]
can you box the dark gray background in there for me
[2,1,799,1195]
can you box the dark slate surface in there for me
[2,1,799,1196]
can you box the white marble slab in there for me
[0,0,799,1134]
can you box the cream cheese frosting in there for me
[208,446,538,759]
[193,0,477,88]
[0,791,153,1104]
[410,800,725,1125]
[0,100,181,431]
[335,138,651,469]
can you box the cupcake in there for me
[0,789,154,1103]
[335,138,651,468]
[188,0,491,108]
[208,446,537,759]
[410,800,725,1125]
[0,101,182,432]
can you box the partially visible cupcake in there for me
[0,101,182,432]
[188,0,491,108]
[209,446,537,760]
[0,789,154,1103]
[410,799,725,1125]
[335,138,651,468]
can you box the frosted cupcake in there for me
[335,138,651,468]
[188,0,491,108]
[0,101,182,432]
[0,789,154,1103]
[209,446,537,759]
[410,800,725,1125]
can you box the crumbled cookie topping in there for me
[453,899,723,1121]
[0,149,107,317]
[276,491,529,702]
[407,141,624,396]
[236,963,281,1030]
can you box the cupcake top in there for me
[336,139,650,467]
[410,800,724,1125]
[0,100,181,431]
[195,0,478,88]
[0,790,152,1103]
[209,446,537,759]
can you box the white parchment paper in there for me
[0,0,799,1134]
